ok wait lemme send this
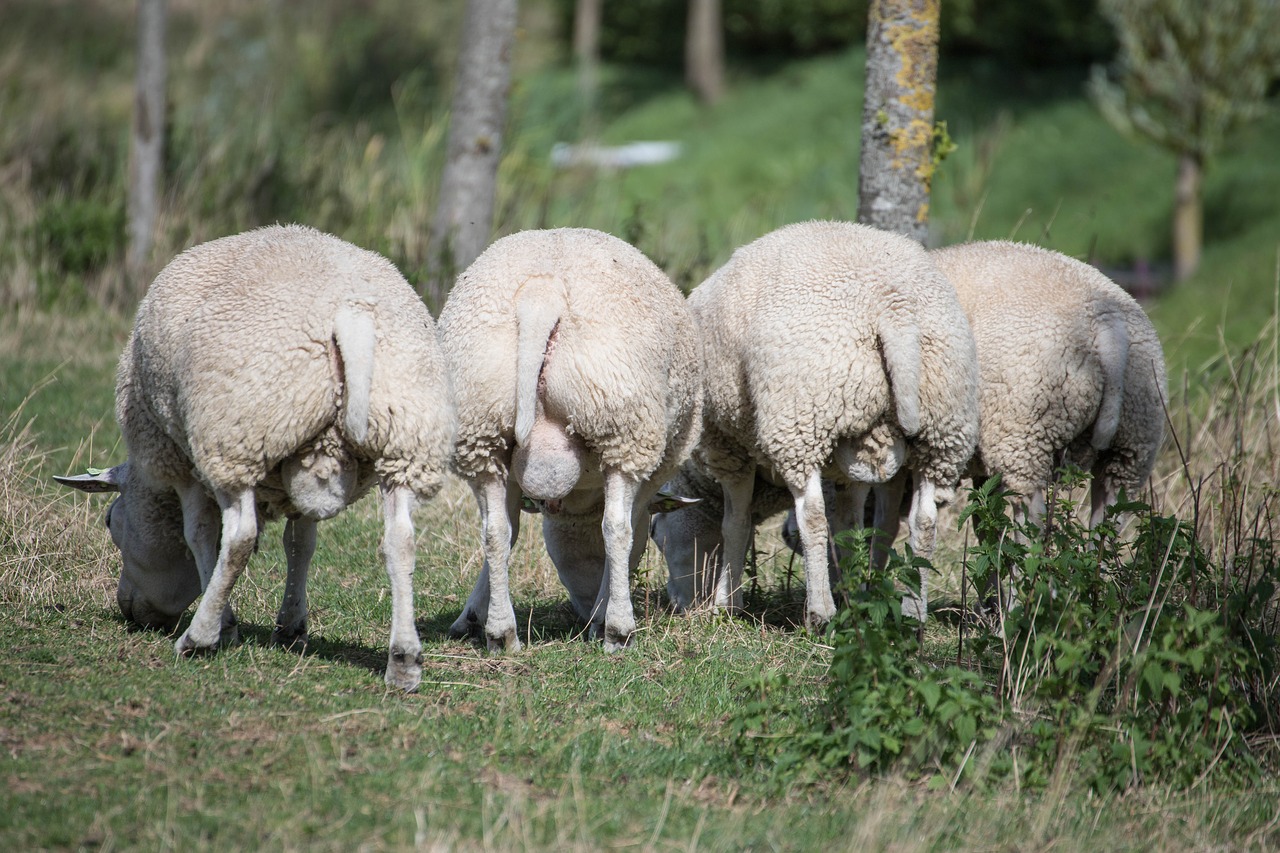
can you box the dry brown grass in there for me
[0,398,117,612]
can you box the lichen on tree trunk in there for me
[856,0,940,245]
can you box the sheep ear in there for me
[53,464,127,494]
[649,492,700,514]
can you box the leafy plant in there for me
[728,529,999,785]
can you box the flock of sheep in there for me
[56,220,1167,692]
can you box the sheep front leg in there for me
[176,481,238,645]
[176,487,257,655]
[1088,465,1120,529]
[792,470,836,628]
[713,471,756,614]
[592,469,642,652]
[381,484,423,692]
[904,476,937,621]
[448,474,523,652]
[870,470,907,572]
[273,516,317,647]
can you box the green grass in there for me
[4,3,1280,847]
[4,314,1280,850]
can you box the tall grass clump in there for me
[0,399,114,614]
[730,318,1280,793]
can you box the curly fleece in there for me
[439,227,702,485]
[931,240,1166,498]
[689,220,979,498]
[117,224,455,505]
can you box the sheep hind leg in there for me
[448,473,523,652]
[793,470,836,629]
[381,484,423,692]
[591,469,642,652]
[273,516,317,648]
[176,487,257,655]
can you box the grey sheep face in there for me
[57,465,203,632]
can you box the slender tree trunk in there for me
[574,0,602,121]
[427,0,517,307]
[685,0,725,106]
[1173,152,1203,282]
[856,0,940,244]
[127,0,167,297]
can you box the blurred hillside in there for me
[1,0,1277,374]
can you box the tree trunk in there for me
[427,0,517,307]
[127,0,167,297]
[1173,152,1203,282]
[574,0,602,118]
[685,0,725,106]
[856,0,940,244]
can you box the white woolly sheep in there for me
[56,224,456,692]
[669,220,979,627]
[437,227,702,652]
[930,240,1167,531]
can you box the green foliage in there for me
[731,475,1279,793]
[960,473,1279,790]
[1089,0,1280,162]
[728,530,1000,784]
[944,0,1115,66]
[33,197,125,277]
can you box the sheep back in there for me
[117,224,454,500]
[932,240,1166,495]
[439,227,701,482]
[689,220,977,494]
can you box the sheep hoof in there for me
[385,648,423,692]
[599,620,635,653]
[174,630,217,658]
[804,603,836,631]
[446,610,483,641]
[271,621,308,649]
[486,629,522,654]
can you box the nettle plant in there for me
[729,528,999,786]
[729,472,1279,791]
[962,472,1278,790]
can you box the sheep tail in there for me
[514,274,568,446]
[1091,309,1130,450]
[877,308,922,437]
[334,297,379,444]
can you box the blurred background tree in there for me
[1089,0,1280,282]
[686,0,726,105]
[427,0,518,307]
[126,0,167,301]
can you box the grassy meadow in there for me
[3,1,1280,849]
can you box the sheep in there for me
[669,220,979,628]
[649,460,795,612]
[437,227,702,652]
[929,240,1167,533]
[55,224,456,692]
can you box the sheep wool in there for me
[438,227,702,652]
[685,220,979,625]
[59,224,455,692]
[931,240,1166,526]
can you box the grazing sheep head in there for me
[55,465,203,632]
